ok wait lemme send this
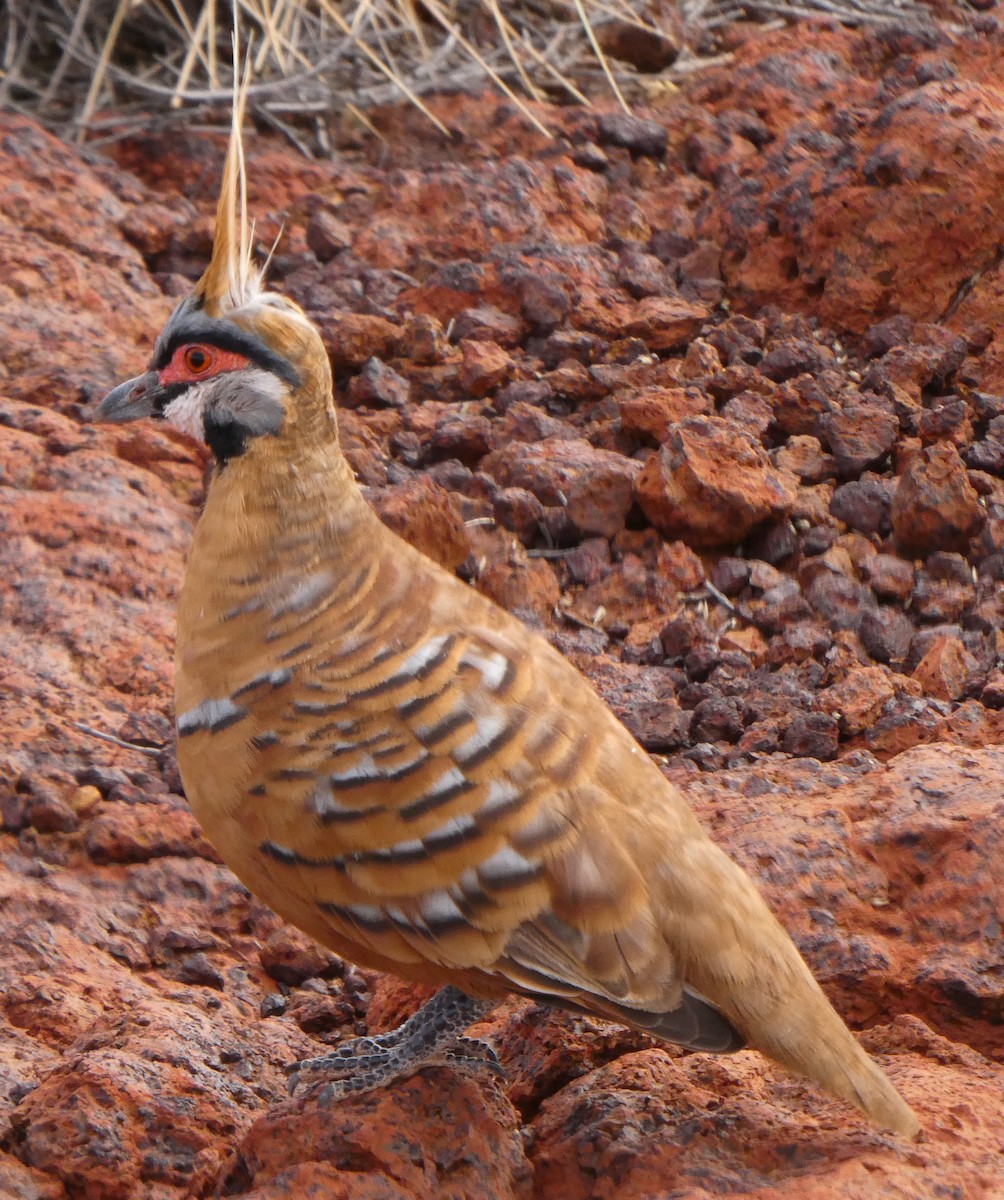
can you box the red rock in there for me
[719,625,768,665]
[817,666,895,735]
[829,478,893,537]
[860,607,914,666]
[396,313,450,365]
[574,555,681,629]
[911,635,980,702]
[773,435,837,484]
[482,438,640,539]
[596,112,669,158]
[774,375,832,437]
[491,486,545,543]
[817,401,898,476]
[473,530,560,618]
[259,928,341,987]
[891,445,985,555]
[617,386,713,444]
[84,801,218,864]
[325,313,400,370]
[624,296,710,350]
[636,416,798,547]
[459,338,513,397]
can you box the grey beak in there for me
[94,370,161,423]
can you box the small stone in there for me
[566,538,612,586]
[744,519,798,565]
[781,712,840,760]
[818,403,898,476]
[760,338,835,383]
[965,437,1004,473]
[398,314,450,365]
[482,438,640,539]
[69,785,102,816]
[804,571,876,633]
[596,112,669,158]
[721,391,773,441]
[636,416,798,548]
[829,478,894,537]
[459,339,512,397]
[260,993,288,1018]
[773,435,837,484]
[617,387,712,444]
[515,272,573,332]
[860,607,914,664]
[175,952,225,990]
[710,556,751,595]
[27,787,80,834]
[624,297,710,351]
[452,305,525,348]
[430,412,494,464]
[492,487,545,543]
[779,620,833,662]
[326,313,400,370]
[818,667,895,735]
[862,553,915,602]
[600,19,678,71]
[911,634,979,701]
[572,142,609,171]
[306,208,352,262]
[344,357,410,409]
[259,928,339,986]
[690,697,745,744]
[892,445,985,554]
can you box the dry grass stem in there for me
[2,0,937,150]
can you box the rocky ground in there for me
[1,15,1003,1200]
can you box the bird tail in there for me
[662,842,920,1137]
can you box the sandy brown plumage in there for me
[96,81,919,1137]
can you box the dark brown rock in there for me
[596,112,669,157]
[482,438,640,539]
[306,207,352,261]
[860,607,915,665]
[817,402,898,476]
[344,357,410,409]
[829,478,893,537]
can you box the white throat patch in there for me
[163,382,212,440]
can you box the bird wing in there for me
[224,577,739,1048]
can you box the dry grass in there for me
[1,0,934,150]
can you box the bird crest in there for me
[196,44,261,317]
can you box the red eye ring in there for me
[184,345,212,374]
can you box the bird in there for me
[95,81,919,1138]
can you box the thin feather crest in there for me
[197,38,261,315]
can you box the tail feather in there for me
[607,987,746,1054]
[668,841,920,1136]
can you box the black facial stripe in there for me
[204,414,248,465]
[152,315,301,387]
[151,381,190,416]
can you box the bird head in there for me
[96,74,335,464]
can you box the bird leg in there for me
[286,985,503,1101]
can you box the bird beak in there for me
[94,370,161,423]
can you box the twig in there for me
[69,721,165,758]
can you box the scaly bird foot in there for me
[286,985,502,1101]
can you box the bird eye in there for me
[184,346,212,374]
